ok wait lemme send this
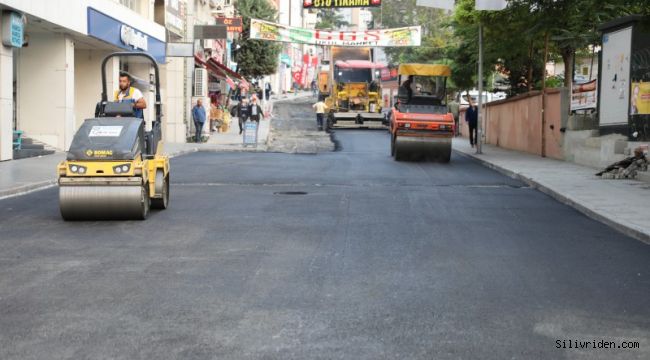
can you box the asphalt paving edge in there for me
[0,150,216,201]
[0,180,58,200]
[454,150,650,245]
[0,97,313,201]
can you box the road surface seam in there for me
[171,182,530,189]
[454,150,650,245]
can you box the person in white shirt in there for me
[114,72,147,119]
[312,98,329,131]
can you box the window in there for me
[335,68,372,84]
[408,76,447,100]
[119,0,139,12]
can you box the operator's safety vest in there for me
[114,87,144,119]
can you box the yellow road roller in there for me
[58,52,169,220]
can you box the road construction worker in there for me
[399,75,415,104]
[313,98,329,131]
[115,72,146,119]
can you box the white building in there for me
[546,55,600,83]
[0,0,237,161]
[267,0,318,94]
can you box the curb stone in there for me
[454,150,650,245]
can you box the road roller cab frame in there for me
[390,64,455,162]
[58,52,169,220]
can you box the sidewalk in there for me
[0,93,316,199]
[0,152,65,199]
[167,92,315,156]
[453,139,650,244]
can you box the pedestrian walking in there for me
[234,98,250,135]
[192,99,206,143]
[312,98,329,131]
[311,80,318,98]
[265,82,272,100]
[465,92,478,147]
[448,97,460,136]
[248,96,264,122]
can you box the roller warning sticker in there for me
[89,126,123,137]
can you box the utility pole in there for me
[476,22,483,155]
[541,32,549,158]
[184,0,195,141]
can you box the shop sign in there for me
[243,121,258,146]
[120,25,148,51]
[1,11,24,48]
[250,18,420,47]
[381,67,398,81]
[630,81,650,115]
[87,8,166,63]
[194,25,227,39]
[215,17,243,33]
[571,80,598,111]
[303,0,381,8]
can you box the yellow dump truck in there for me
[324,47,385,128]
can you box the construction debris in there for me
[596,147,648,179]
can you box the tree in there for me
[372,0,648,96]
[316,9,349,29]
[370,0,454,65]
[233,0,281,79]
[449,0,547,96]
[494,0,648,88]
[449,0,648,94]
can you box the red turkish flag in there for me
[292,71,302,85]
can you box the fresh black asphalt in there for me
[0,102,648,359]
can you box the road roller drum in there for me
[59,181,149,220]
[393,136,452,162]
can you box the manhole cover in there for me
[274,191,308,195]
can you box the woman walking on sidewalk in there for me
[248,96,264,123]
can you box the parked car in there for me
[456,90,507,108]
